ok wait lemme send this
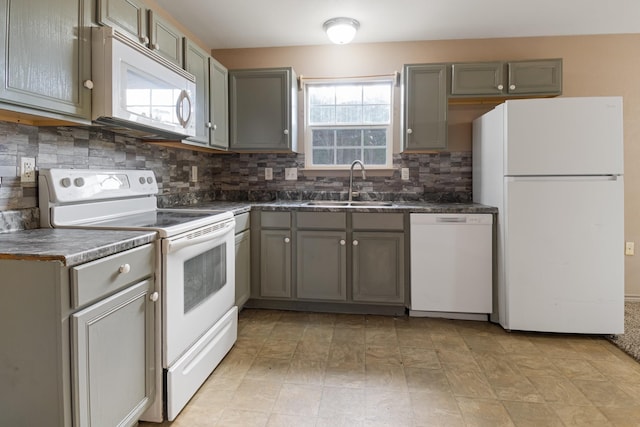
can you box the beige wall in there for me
[212,34,640,297]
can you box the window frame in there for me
[303,77,394,170]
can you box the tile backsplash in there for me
[0,121,471,231]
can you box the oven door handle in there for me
[165,221,234,253]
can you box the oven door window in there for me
[183,242,226,314]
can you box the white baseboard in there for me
[625,295,640,302]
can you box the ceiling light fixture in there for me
[323,17,360,45]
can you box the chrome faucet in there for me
[348,160,366,202]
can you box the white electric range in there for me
[39,168,237,422]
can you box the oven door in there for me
[162,218,235,367]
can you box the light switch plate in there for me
[191,165,198,182]
[285,167,297,180]
[265,167,273,180]
[401,167,410,180]
[626,241,635,256]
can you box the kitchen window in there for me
[304,79,393,169]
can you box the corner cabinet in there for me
[402,64,448,151]
[229,67,298,152]
[0,243,157,427]
[0,0,92,119]
[451,59,562,97]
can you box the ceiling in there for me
[155,0,640,50]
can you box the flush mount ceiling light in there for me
[323,17,360,45]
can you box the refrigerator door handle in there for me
[506,175,621,182]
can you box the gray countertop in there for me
[0,228,157,266]
[181,200,497,215]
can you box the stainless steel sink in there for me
[305,200,393,207]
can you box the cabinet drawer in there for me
[297,212,346,229]
[235,212,250,234]
[352,213,404,231]
[70,244,155,309]
[261,211,291,229]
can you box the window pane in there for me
[336,148,361,165]
[336,106,362,124]
[309,86,335,105]
[363,148,387,165]
[312,129,334,147]
[335,85,362,105]
[363,84,390,105]
[363,129,386,146]
[313,149,334,165]
[336,129,361,147]
[310,106,335,124]
[363,105,390,124]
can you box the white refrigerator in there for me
[473,96,624,333]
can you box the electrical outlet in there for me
[285,167,297,180]
[626,241,635,256]
[20,157,36,182]
[401,167,410,180]
[265,167,273,180]
[191,165,198,183]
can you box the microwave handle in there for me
[176,89,192,129]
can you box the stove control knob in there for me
[74,177,85,187]
[139,177,146,184]
[149,292,159,302]
[119,264,131,274]
[61,177,72,188]
[147,177,154,184]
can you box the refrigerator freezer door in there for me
[504,97,623,176]
[503,176,624,333]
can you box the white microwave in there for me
[91,27,196,139]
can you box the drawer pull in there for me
[150,292,159,302]
[119,264,131,274]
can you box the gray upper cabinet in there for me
[402,64,448,151]
[451,62,504,96]
[507,59,562,95]
[210,57,230,150]
[98,0,148,45]
[229,67,298,152]
[0,0,92,119]
[148,10,184,67]
[450,58,562,97]
[183,39,210,145]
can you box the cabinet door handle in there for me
[206,122,213,128]
[497,84,504,90]
[407,128,413,135]
[140,35,150,45]
[119,264,131,274]
[352,240,359,246]
[213,124,217,130]
[509,84,516,90]
[339,239,346,246]
[152,43,160,51]
[83,80,94,90]
[284,237,291,243]
[283,129,289,135]
[149,292,159,302]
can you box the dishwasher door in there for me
[409,213,493,319]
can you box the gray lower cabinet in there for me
[0,243,156,427]
[402,63,448,151]
[352,231,405,303]
[235,213,251,307]
[296,230,347,300]
[260,229,292,297]
[0,0,92,119]
[184,39,211,146]
[209,57,230,150]
[450,59,562,97]
[229,67,298,152]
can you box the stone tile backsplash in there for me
[0,121,471,231]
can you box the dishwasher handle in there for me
[436,216,467,223]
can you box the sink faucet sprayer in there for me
[348,160,366,202]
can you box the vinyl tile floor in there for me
[140,309,640,427]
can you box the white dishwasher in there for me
[410,213,493,320]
